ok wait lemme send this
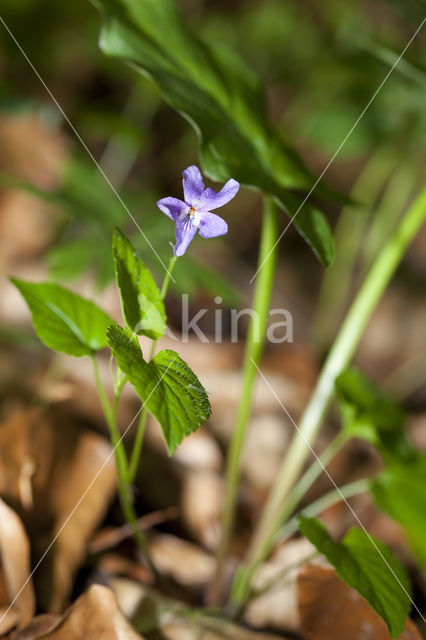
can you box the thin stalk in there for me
[248,551,319,602]
[276,478,369,544]
[314,147,398,349]
[160,255,177,299]
[231,429,347,603]
[128,253,177,484]
[382,348,426,399]
[361,162,418,274]
[91,354,128,481]
[245,186,426,583]
[128,410,149,484]
[215,198,280,583]
[231,478,368,605]
[91,354,156,572]
[272,430,348,536]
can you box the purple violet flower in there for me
[156,165,239,257]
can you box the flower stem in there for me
[91,354,128,480]
[90,354,156,572]
[244,186,426,583]
[277,478,369,544]
[231,429,347,603]
[127,253,177,484]
[231,478,368,606]
[214,198,279,586]
[314,146,398,350]
[160,254,177,299]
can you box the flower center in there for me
[189,205,197,218]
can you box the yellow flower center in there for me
[189,205,197,217]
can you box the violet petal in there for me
[197,178,239,211]
[174,215,198,256]
[198,211,228,239]
[182,165,205,205]
[156,197,187,221]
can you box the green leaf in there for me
[336,370,426,573]
[92,0,337,265]
[11,279,113,357]
[371,455,426,570]
[113,228,166,339]
[335,369,412,462]
[299,517,412,638]
[107,324,211,454]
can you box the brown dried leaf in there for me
[49,433,117,613]
[0,499,35,634]
[298,563,421,640]
[181,470,223,550]
[11,584,145,640]
[0,408,118,613]
[150,534,215,587]
[0,408,53,509]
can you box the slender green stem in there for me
[128,410,149,483]
[271,430,348,537]
[231,478,368,605]
[128,253,177,484]
[214,198,280,584]
[276,478,369,544]
[248,551,319,602]
[361,162,418,274]
[160,255,177,299]
[245,186,426,584]
[314,147,398,350]
[91,354,128,480]
[231,429,347,603]
[382,348,426,399]
[91,354,156,572]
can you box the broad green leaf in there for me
[11,279,113,357]
[107,324,211,454]
[335,369,412,462]
[92,0,337,265]
[299,517,412,638]
[371,455,426,570]
[113,228,166,339]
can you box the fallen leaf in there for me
[10,584,145,639]
[181,470,223,550]
[149,534,215,587]
[0,408,117,613]
[298,563,421,640]
[0,499,35,634]
[0,408,53,510]
[49,433,117,613]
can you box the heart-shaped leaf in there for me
[107,324,211,453]
[11,279,113,357]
